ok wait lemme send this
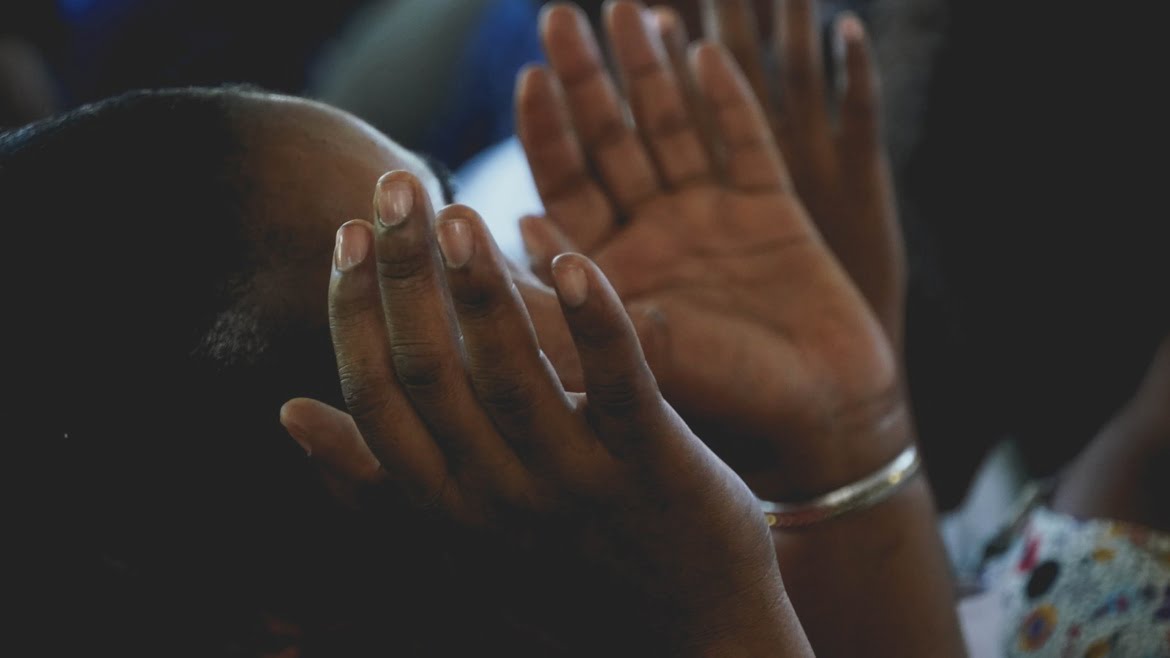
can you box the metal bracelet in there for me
[760,444,922,529]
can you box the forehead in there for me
[231,93,444,324]
[237,93,444,229]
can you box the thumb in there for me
[280,398,387,490]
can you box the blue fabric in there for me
[421,0,545,168]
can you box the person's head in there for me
[3,86,494,656]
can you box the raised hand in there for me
[516,4,966,656]
[283,171,813,657]
[517,1,905,501]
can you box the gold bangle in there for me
[761,444,921,529]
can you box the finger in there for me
[437,206,590,463]
[326,219,455,509]
[835,13,880,156]
[281,397,386,486]
[832,14,905,345]
[540,2,661,214]
[691,41,791,192]
[372,172,531,495]
[551,253,667,455]
[775,0,834,185]
[606,1,712,187]
[514,272,586,394]
[515,65,616,251]
[519,213,577,284]
[281,397,393,509]
[654,6,692,92]
[701,0,773,114]
[654,6,721,160]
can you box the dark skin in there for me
[1052,333,1170,532]
[290,2,963,655]
[287,172,814,657]
[516,2,962,656]
[517,2,906,501]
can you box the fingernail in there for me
[839,14,864,44]
[334,222,370,272]
[436,219,474,269]
[377,178,414,227]
[553,260,588,307]
[281,417,312,456]
[651,7,673,34]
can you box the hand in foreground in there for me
[517,1,905,499]
[282,171,812,657]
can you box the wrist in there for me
[747,395,916,502]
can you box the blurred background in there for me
[4,0,1167,553]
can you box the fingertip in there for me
[837,12,867,45]
[537,1,562,33]
[651,5,679,33]
[689,39,727,71]
[543,1,589,39]
[436,217,474,270]
[602,0,622,23]
[518,62,545,86]
[551,252,590,308]
[690,40,742,94]
[516,64,557,113]
[334,219,373,273]
[608,0,641,26]
[280,397,322,455]
[375,169,424,228]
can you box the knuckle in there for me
[589,374,649,418]
[472,372,540,422]
[452,284,503,322]
[337,363,393,423]
[377,253,431,285]
[576,320,626,350]
[328,302,375,334]
[646,105,693,141]
[588,115,631,150]
[390,342,451,398]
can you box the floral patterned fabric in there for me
[991,507,1170,657]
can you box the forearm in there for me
[770,476,966,658]
[1052,375,1170,531]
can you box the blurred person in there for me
[2,0,370,109]
[876,0,1170,508]
[310,0,545,168]
[978,332,1170,656]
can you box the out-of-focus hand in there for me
[693,0,904,344]
[517,1,907,499]
[282,171,813,657]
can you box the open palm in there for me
[518,3,907,499]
